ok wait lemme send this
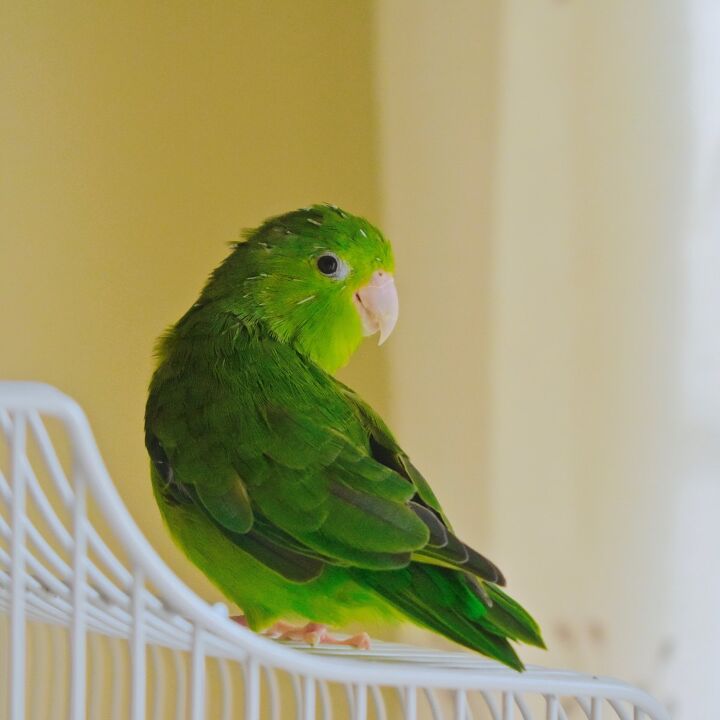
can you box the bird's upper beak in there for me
[353,271,399,345]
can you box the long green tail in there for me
[351,564,544,671]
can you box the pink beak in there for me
[354,271,399,345]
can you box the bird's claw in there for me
[232,617,370,649]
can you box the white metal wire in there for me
[0,382,670,720]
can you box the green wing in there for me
[333,381,545,666]
[335,380,507,586]
[146,321,543,668]
[146,327,431,572]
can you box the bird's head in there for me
[203,204,398,373]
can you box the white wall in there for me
[376,2,719,714]
[665,3,720,716]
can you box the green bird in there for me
[145,204,544,670]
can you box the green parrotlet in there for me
[145,204,544,670]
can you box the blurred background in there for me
[2,1,719,717]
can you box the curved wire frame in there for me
[0,382,670,720]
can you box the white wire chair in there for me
[0,382,669,720]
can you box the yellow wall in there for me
[1,0,386,600]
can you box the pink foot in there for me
[234,618,370,649]
[271,621,371,650]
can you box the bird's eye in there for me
[317,254,339,276]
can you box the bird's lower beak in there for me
[354,271,399,345]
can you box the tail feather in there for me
[484,584,545,649]
[352,563,529,671]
